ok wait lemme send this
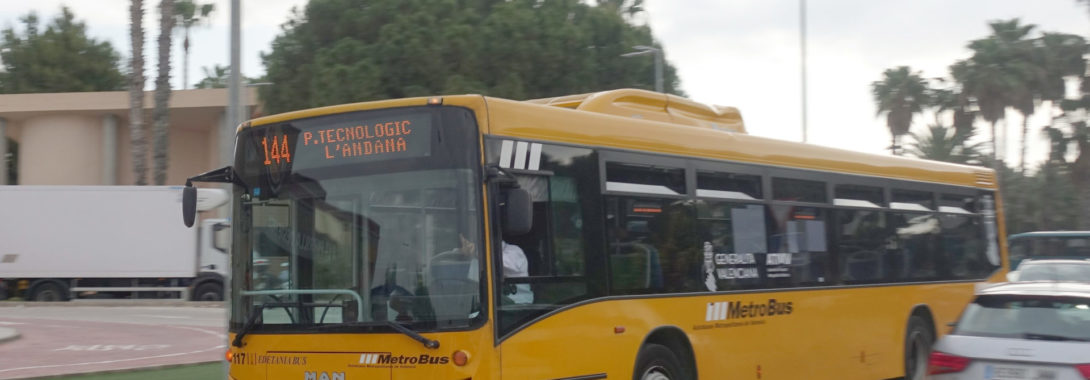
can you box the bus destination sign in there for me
[261,112,433,171]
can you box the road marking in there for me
[169,325,226,339]
[53,344,171,352]
[0,321,24,325]
[135,314,192,319]
[0,344,226,373]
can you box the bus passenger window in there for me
[891,189,934,211]
[606,197,700,294]
[772,177,827,203]
[766,205,830,287]
[696,171,762,200]
[834,184,885,208]
[937,194,995,279]
[605,162,686,195]
[888,212,939,280]
[696,201,767,291]
[834,209,888,283]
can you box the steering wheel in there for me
[370,283,414,321]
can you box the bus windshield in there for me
[230,106,484,333]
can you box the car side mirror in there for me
[503,188,532,236]
[182,185,198,228]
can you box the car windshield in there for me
[1016,263,1090,282]
[954,294,1090,341]
[230,106,485,332]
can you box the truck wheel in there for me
[193,282,223,301]
[904,315,933,380]
[633,344,685,380]
[31,282,67,302]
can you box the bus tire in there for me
[904,315,933,380]
[633,343,685,380]
[193,282,223,301]
[30,281,68,302]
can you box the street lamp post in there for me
[621,45,663,93]
[800,0,808,143]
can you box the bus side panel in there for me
[227,327,500,380]
[499,283,975,379]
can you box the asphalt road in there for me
[0,303,226,379]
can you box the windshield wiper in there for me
[232,306,263,347]
[309,320,439,349]
[1022,332,1089,342]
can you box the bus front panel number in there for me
[262,135,292,166]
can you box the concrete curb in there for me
[24,360,223,379]
[0,326,21,344]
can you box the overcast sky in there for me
[2,0,1088,166]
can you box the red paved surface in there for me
[0,317,224,379]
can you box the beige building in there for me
[0,88,258,186]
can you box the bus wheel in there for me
[633,343,684,380]
[904,315,933,380]
[31,282,67,302]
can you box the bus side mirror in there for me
[182,185,198,228]
[503,188,532,236]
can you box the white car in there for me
[928,282,1090,379]
[1007,259,1090,282]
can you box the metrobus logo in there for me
[358,352,450,365]
[358,353,387,364]
[705,299,793,321]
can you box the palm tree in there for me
[194,65,230,88]
[152,0,175,185]
[907,125,983,164]
[1047,102,1090,229]
[129,0,147,185]
[1034,32,1086,156]
[174,0,214,89]
[953,19,1038,171]
[986,20,1042,174]
[871,66,929,155]
[928,83,977,137]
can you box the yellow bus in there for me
[181,88,1007,380]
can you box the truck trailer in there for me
[0,186,229,301]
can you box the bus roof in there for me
[525,88,746,133]
[489,89,995,189]
[242,89,995,189]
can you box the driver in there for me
[501,241,533,304]
[439,235,532,304]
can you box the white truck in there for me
[0,186,230,301]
